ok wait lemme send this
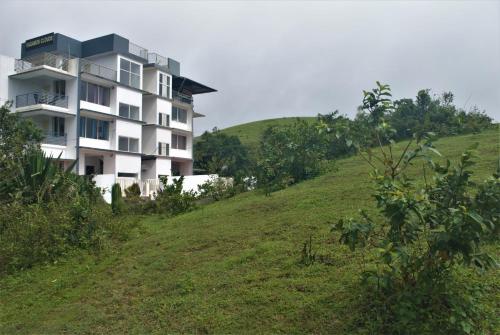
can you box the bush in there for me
[197,176,237,201]
[333,82,497,334]
[138,176,197,216]
[0,186,116,273]
[0,147,139,273]
[124,183,141,198]
[111,183,125,215]
[255,119,331,194]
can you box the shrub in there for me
[150,176,197,216]
[197,177,236,201]
[0,183,115,273]
[255,119,331,193]
[124,183,141,198]
[111,183,125,215]
[473,170,500,239]
[333,82,497,334]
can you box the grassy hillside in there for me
[1,129,499,334]
[218,117,316,149]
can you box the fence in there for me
[94,174,219,203]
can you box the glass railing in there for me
[80,59,117,81]
[172,91,193,105]
[16,92,69,108]
[42,132,67,146]
[15,53,69,72]
[147,52,169,67]
[129,42,148,59]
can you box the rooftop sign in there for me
[25,33,55,50]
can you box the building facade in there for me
[0,32,216,182]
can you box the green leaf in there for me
[427,147,442,157]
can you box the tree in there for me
[194,129,250,181]
[0,103,42,177]
[255,119,329,193]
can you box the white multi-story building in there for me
[0,33,216,185]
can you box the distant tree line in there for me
[194,88,494,193]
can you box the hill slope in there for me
[217,117,316,148]
[1,129,499,334]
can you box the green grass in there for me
[1,129,499,334]
[217,117,316,150]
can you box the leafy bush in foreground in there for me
[333,82,497,334]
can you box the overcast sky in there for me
[0,1,498,134]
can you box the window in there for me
[55,80,66,96]
[119,103,140,120]
[159,73,171,98]
[159,112,169,126]
[80,81,110,106]
[120,58,141,89]
[171,134,187,150]
[118,136,139,153]
[158,142,169,156]
[172,107,187,123]
[52,117,65,136]
[118,172,137,178]
[79,117,109,140]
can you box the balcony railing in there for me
[16,92,69,109]
[129,42,148,59]
[80,59,117,81]
[42,132,67,146]
[148,52,168,67]
[173,91,193,105]
[15,53,69,73]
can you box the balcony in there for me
[15,92,70,115]
[173,91,193,105]
[42,132,67,146]
[147,53,168,67]
[129,42,148,59]
[80,60,117,82]
[12,53,75,80]
[16,92,68,109]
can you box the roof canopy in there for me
[173,76,217,95]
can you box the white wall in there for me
[80,137,111,150]
[115,153,141,177]
[156,157,171,177]
[0,55,15,105]
[115,86,142,117]
[81,100,111,114]
[115,119,142,151]
[93,174,115,203]
[157,98,172,123]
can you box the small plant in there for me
[197,176,236,201]
[111,183,124,215]
[300,235,316,266]
[124,183,141,198]
[154,176,197,216]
